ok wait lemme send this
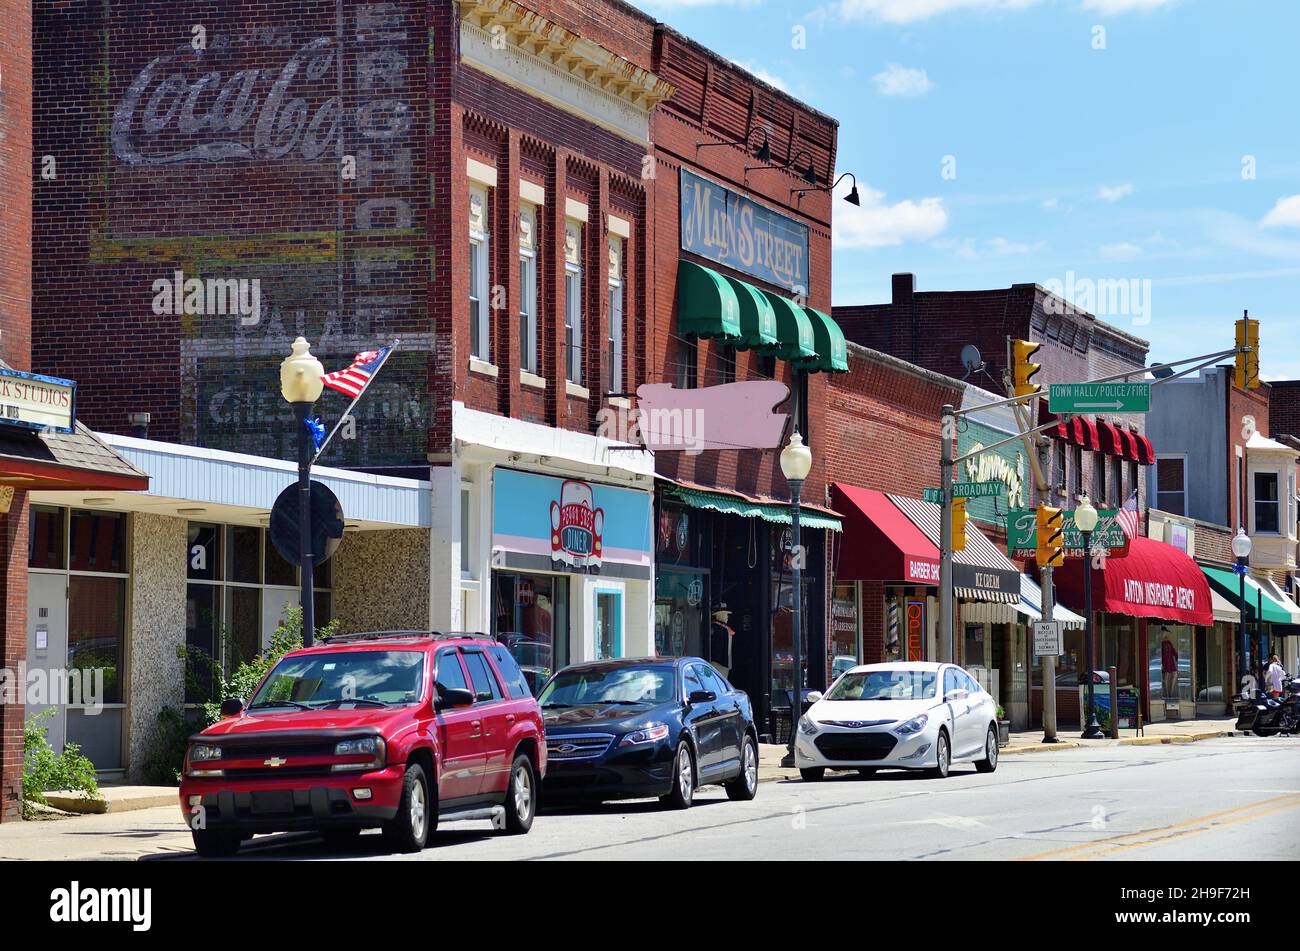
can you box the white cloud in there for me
[1098,183,1134,202]
[836,0,1039,24]
[1099,241,1143,260]
[1261,195,1300,229]
[937,235,1043,259]
[1081,0,1177,13]
[872,63,934,98]
[730,59,790,93]
[1041,197,1060,210]
[833,178,948,249]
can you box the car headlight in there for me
[895,714,929,736]
[333,736,387,772]
[189,744,222,762]
[619,723,670,747]
[798,715,820,736]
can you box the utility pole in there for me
[939,404,956,664]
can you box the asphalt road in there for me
[120,735,1297,862]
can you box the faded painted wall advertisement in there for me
[96,3,428,466]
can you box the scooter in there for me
[1234,676,1300,736]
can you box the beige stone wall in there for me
[332,529,431,633]
[126,513,188,782]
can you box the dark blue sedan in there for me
[538,657,759,809]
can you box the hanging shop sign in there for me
[632,381,790,452]
[906,598,927,662]
[1006,508,1127,558]
[680,168,810,293]
[0,368,75,434]
[492,468,652,580]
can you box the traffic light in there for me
[1035,505,1065,569]
[1236,316,1260,390]
[1012,340,1043,398]
[953,498,968,553]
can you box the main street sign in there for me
[922,482,1002,504]
[1049,382,1151,415]
[1007,509,1127,557]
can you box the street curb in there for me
[1117,730,1225,746]
[1000,741,1082,755]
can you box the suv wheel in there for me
[660,741,695,810]
[383,763,432,853]
[725,735,759,801]
[192,829,243,859]
[502,753,536,835]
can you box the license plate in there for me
[250,790,294,815]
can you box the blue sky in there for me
[632,0,1300,380]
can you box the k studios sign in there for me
[0,367,75,434]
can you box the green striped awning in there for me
[722,276,780,351]
[1201,566,1296,625]
[800,307,849,373]
[677,261,742,340]
[760,290,817,363]
[665,485,843,532]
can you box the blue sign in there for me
[680,168,810,293]
[493,469,652,580]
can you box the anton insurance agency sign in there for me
[680,169,810,294]
[492,469,652,580]
[0,368,75,434]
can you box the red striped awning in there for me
[1120,427,1142,462]
[1074,416,1101,451]
[1097,419,1126,456]
[1039,400,1073,443]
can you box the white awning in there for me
[1017,573,1087,630]
[1210,587,1242,624]
[31,433,431,530]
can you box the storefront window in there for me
[492,572,568,696]
[68,576,126,704]
[29,505,65,569]
[69,510,125,573]
[830,583,859,678]
[1196,624,1228,708]
[655,569,707,659]
[1150,625,1193,707]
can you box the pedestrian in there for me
[1265,653,1287,699]
[710,606,735,678]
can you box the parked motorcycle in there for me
[1234,676,1300,736]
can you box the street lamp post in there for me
[1232,528,1253,693]
[280,337,325,647]
[779,431,813,769]
[1075,496,1104,740]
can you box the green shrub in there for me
[148,605,339,785]
[23,709,99,817]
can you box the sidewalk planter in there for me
[998,720,1011,748]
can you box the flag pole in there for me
[312,338,401,465]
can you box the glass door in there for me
[595,589,623,661]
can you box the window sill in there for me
[520,371,547,390]
[469,358,499,379]
[566,381,590,400]
[607,396,631,410]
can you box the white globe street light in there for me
[779,430,813,769]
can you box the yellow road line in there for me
[1016,793,1296,861]
[1068,798,1300,861]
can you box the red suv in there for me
[179,632,546,858]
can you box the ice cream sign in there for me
[551,480,605,571]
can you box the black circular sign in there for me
[270,480,346,567]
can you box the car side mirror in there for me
[805,691,823,705]
[687,690,716,705]
[437,686,476,710]
[945,689,969,702]
[219,697,244,718]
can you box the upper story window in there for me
[608,236,624,395]
[1110,455,1123,507]
[519,204,539,375]
[1094,451,1107,506]
[565,220,584,385]
[1254,470,1281,534]
[1071,446,1083,502]
[676,336,698,390]
[1155,455,1186,516]
[1053,440,1067,494]
[469,185,491,363]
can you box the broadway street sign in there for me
[923,482,1002,503]
[1049,382,1151,415]
[1007,508,1127,557]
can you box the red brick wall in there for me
[0,0,31,372]
[0,490,29,822]
[1269,381,1300,441]
[1228,379,1270,531]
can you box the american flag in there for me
[1117,489,1141,540]
[322,348,390,399]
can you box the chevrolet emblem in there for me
[264,757,288,768]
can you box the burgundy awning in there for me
[831,483,941,585]
[1074,416,1101,452]
[1134,430,1156,465]
[1097,419,1126,456]
[1120,427,1142,462]
[1051,535,1213,626]
[1039,400,1073,443]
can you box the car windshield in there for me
[250,650,425,708]
[825,670,938,701]
[538,666,675,708]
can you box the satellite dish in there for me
[960,344,984,378]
